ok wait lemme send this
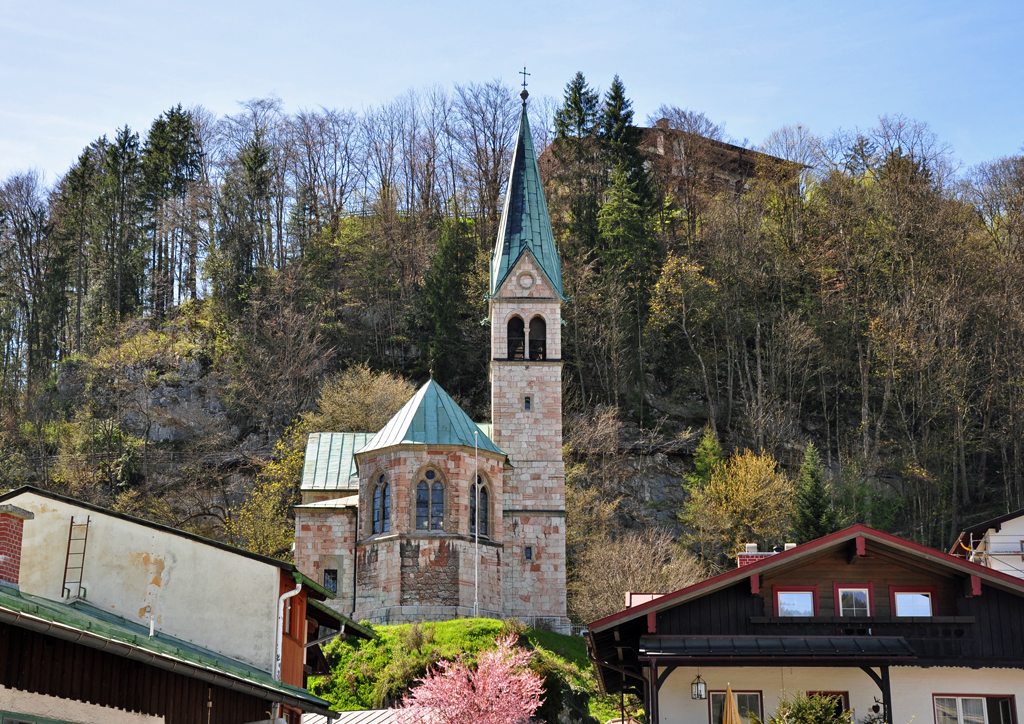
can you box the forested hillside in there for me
[1,73,1023,565]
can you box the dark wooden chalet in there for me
[586,525,1024,724]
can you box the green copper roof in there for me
[491,102,563,298]
[357,379,505,458]
[0,586,333,714]
[302,432,374,491]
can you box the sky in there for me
[1,0,1022,182]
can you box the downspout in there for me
[275,583,302,681]
[274,582,302,721]
[351,506,359,619]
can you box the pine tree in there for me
[792,444,838,543]
[415,218,487,397]
[685,426,724,490]
[553,72,599,140]
[598,75,653,209]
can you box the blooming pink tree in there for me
[396,633,544,724]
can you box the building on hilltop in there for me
[294,90,570,632]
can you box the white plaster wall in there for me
[11,491,280,672]
[0,685,163,723]
[656,665,1024,724]
[981,518,1024,578]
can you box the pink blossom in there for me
[396,634,545,724]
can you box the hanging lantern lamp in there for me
[691,673,707,700]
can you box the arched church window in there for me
[470,476,488,537]
[416,482,429,529]
[373,474,390,534]
[507,316,525,360]
[529,316,546,360]
[416,470,444,530]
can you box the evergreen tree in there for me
[553,72,599,140]
[685,426,724,490]
[551,73,604,259]
[142,105,202,318]
[414,218,487,397]
[792,444,838,543]
[598,75,653,209]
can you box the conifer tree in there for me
[552,72,603,259]
[792,444,838,543]
[685,426,724,490]
[553,72,599,140]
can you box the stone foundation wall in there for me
[354,536,502,623]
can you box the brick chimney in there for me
[0,504,34,588]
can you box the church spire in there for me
[490,97,563,299]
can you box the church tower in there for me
[490,89,570,631]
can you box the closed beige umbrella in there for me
[723,683,743,724]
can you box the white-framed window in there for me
[893,590,934,616]
[774,587,817,617]
[711,691,762,724]
[935,696,1015,724]
[838,587,871,616]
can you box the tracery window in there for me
[470,476,488,537]
[372,475,390,534]
[416,469,444,530]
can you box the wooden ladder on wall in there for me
[62,516,91,601]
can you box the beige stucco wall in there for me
[0,685,163,723]
[656,665,1024,724]
[10,490,280,673]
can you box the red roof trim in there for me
[588,523,1024,631]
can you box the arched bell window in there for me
[372,474,390,534]
[416,469,444,530]
[529,316,546,360]
[470,476,489,537]
[507,316,525,360]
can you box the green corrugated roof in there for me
[357,380,505,458]
[0,586,332,712]
[491,102,563,298]
[301,432,374,491]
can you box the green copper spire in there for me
[490,96,563,298]
[356,379,506,458]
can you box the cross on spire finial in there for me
[519,67,530,102]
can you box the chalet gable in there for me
[587,525,1024,699]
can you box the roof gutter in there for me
[0,607,332,715]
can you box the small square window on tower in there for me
[524,395,532,411]
[525,546,533,560]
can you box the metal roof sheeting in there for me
[640,635,916,660]
[491,104,563,298]
[357,380,505,458]
[303,711,397,724]
[301,432,374,491]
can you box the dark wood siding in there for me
[761,547,958,616]
[0,622,272,724]
[657,581,764,635]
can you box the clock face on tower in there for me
[518,273,534,290]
